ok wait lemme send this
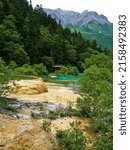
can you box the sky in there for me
[30,0,116,22]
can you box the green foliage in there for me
[66,21,113,50]
[41,56,54,68]
[79,66,112,95]
[0,0,106,70]
[0,57,7,74]
[91,126,113,150]
[82,53,113,71]
[82,32,113,51]
[33,63,48,75]
[0,57,9,83]
[77,53,113,150]
[42,120,51,132]
[11,44,30,66]
[8,61,18,70]
[56,121,86,150]
[0,2,113,149]
[0,14,28,65]
[3,15,16,30]
[13,64,37,75]
[47,108,80,120]
[76,96,92,118]
[12,63,48,76]
[0,58,11,97]
[55,66,79,75]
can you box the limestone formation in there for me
[9,78,48,95]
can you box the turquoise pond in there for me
[44,73,84,87]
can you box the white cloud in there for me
[30,0,118,22]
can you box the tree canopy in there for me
[0,0,109,70]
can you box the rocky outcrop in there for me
[44,8,111,25]
[0,114,95,150]
[9,78,48,95]
[0,114,58,150]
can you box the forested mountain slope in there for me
[0,0,109,71]
[44,8,113,50]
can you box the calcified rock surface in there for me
[0,114,95,150]
[0,114,58,150]
[8,81,80,106]
[0,79,96,149]
[9,78,48,95]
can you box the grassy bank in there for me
[0,74,39,82]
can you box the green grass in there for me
[0,74,39,82]
[10,74,39,80]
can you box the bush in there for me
[77,54,113,150]
[33,63,48,75]
[48,111,60,120]
[91,128,112,150]
[55,66,79,75]
[11,45,30,66]
[8,61,18,70]
[0,57,7,74]
[56,121,86,150]
[42,120,51,132]
[67,66,79,75]
[76,96,92,118]
[82,53,112,71]
[13,64,37,75]
[0,57,10,83]
[13,63,48,76]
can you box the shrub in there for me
[8,61,18,70]
[13,63,48,76]
[0,57,7,74]
[48,111,60,120]
[42,120,51,132]
[33,63,48,75]
[66,66,79,75]
[56,121,86,150]
[13,64,37,75]
[55,66,79,75]
[77,54,113,150]
[0,57,10,84]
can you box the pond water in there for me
[44,73,84,87]
[50,74,83,81]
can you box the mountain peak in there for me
[81,10,88,14]
[100,14,108,21]
[44,8,111,25]
[82,10,98,16]
[57,8,62,10]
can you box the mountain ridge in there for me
[44,8,113,50]
[44,8,112,26]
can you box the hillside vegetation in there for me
[44,8,113,50]
[0,0,110,71]
[0,0,112,150]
